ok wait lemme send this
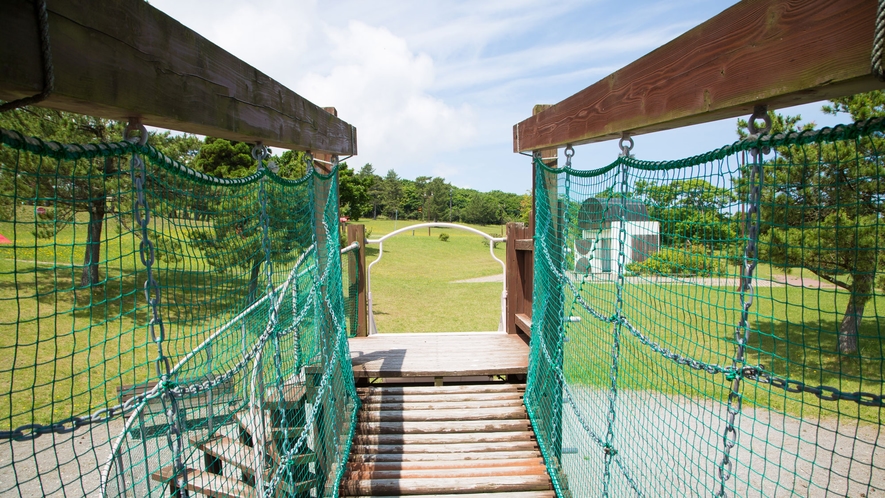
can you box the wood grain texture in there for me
[346,493,556,498]
[151,465,257,498]
[355,419,533,435]
[340,475,553,495]
[514,0,884,152]
[0,0,356,154]
[340,384,552,496]
[347,458,545,472]
[515,314,533,336]
[348,450,544,462]
[506,223,534,336]
[348,332,529,378]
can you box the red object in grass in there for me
[0,234,10,244]
[36,207,46,215]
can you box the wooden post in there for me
[505,222,533,336]
[346,224,367,337]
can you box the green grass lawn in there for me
[353,219,507,332]
[1,206,882,428]
[562,277,885,424]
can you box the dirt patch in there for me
[451,274,504,284]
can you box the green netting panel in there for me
[527,118,885,497]
[341,242,361,338]
[0,128,359,497]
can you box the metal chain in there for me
[716,106,769,497]
[122,126,189,496]
[603,134,634,497]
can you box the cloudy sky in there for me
[150,0,847,194]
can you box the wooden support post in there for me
[346,223,368,337]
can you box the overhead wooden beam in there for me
[0,0,357,155]
[514,0,884,152]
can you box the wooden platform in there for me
[348,333,529,379]
[339,384,554,497]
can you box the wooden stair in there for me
[151,382,319,497]
[339,384,554,497]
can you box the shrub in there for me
[439,233,450,242]
[626,247,726,276]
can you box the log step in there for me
[356,384,525,396]
[344,465,549,480]
[348,493,555,498]
[340,475,553,495]
[151,465,256,498]
[347,458,545,472]
[360,399,524,411]
[358,407,527,423]
[341,384,551,496]
[355,420,532,435]
[353,431,534,445]
[347,450,544,463]
[359,393,523,404]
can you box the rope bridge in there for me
[0,126,359,496]
[527,116,885,497]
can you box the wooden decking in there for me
[348,332,529,379]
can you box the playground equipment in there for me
[1,0,884,496]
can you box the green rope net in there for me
[0,127,359,497]
[527,118,885,497]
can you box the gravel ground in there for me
[556,387,884,497]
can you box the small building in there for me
[574,197,660,273]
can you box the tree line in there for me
[340,164,530,225]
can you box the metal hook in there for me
[564,145,575,168]
[619,133,634,157]
[747,105,771,136]
[124,119,148,147]
[251,143,270,162]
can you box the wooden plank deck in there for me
[348,332,529,379]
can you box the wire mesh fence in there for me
[0,127,358,497]
[527,118,885,497]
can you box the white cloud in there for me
[295,21,476,176]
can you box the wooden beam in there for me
[0,0,357,154]
[514,0,884,152]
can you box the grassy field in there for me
[1,206,882,427]
[561,276,885,424]
[353,219,507,332]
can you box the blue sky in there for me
[150,0,850,194]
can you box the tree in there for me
[381,170,402,218]
[423,177,450,222]
[739,91,885,354]
[634,178,737,249]
[357,164,383,218]
[192,137,254,179]
[0,107,128,286]
[462,192,499,225]
[338,162,370,219]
